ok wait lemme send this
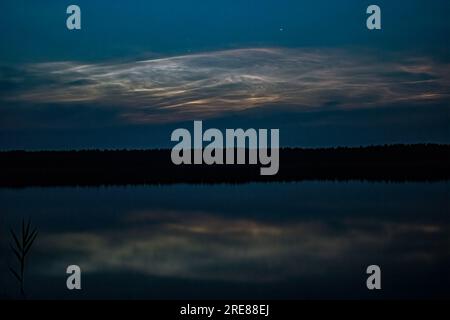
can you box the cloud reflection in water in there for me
[37,210,448,283]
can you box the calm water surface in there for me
[0,182,449,299]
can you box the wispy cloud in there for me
[2,48,450,124]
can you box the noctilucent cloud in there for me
[0,0,449,149]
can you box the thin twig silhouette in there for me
[9,218,38,298]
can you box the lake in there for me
[0,182,449,299]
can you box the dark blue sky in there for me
[1,0,450,62]
[0,0,449,149]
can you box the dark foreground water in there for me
[0,182,449,299]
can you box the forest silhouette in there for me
[0,144,449,187]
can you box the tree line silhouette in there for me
[0,144,449,187]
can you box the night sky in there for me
[0,0,449,149]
